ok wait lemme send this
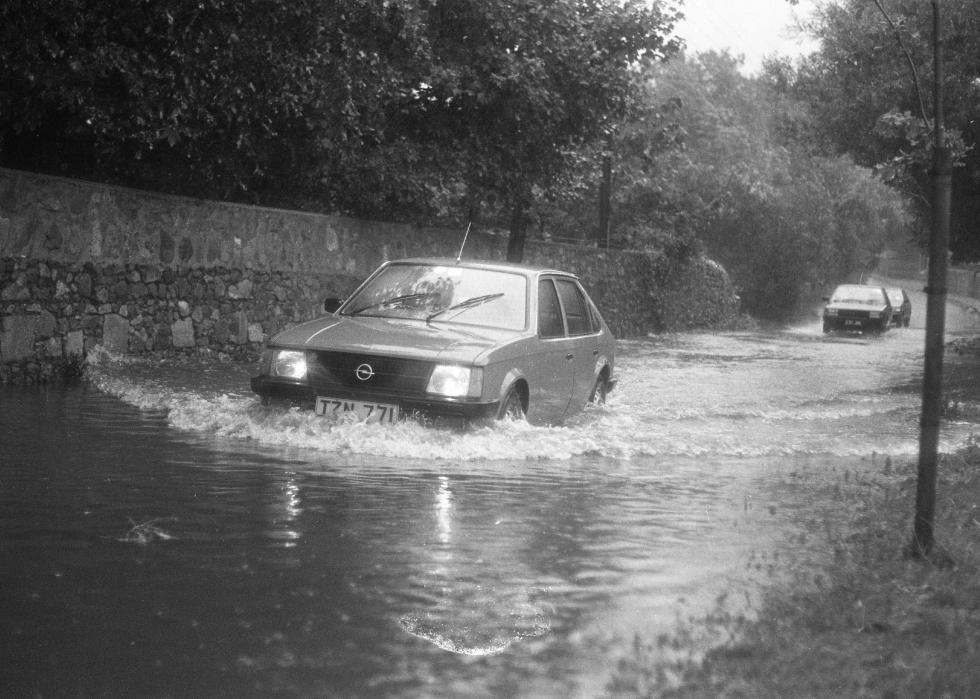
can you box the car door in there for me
[554,277,602,413]
[531,277,576,422]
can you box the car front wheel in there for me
[497,386,526,421]
[589,376,608,404]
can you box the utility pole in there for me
[910,0,952,558]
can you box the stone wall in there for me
[0,167,739,381]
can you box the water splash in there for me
[83,335,980,463]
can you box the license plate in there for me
[844,319,861,326]
[315,396,399,423]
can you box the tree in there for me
[542,51,909,320]
[0,0,440,210]
[403,0,682,260]
[0,0,682,254]
[789,0,979,260]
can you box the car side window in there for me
[585,297,602,333]
[538,279,565,338]
[555,279,593,336]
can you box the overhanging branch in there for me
[871,0,930,126]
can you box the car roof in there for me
[387,257,575,278]
[834,283,880,292]
[829,284,888,301]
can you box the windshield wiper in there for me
[349,292,433,316]
[426,293,504,323]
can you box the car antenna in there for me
[456,221,472,263]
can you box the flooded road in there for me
[3,292,980,698]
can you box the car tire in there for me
[589,376,608,404]
[903,316,910,327]
[497,385,526,421]
[822,320,832,333]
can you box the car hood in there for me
[269,315,524,364]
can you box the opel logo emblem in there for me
[355,363,375,381]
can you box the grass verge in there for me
[607,442,980,698]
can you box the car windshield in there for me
[343,263,528,330]
[830,286,886,305]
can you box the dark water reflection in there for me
[1,383,791,698]
[4,310,980,697]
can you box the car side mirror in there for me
[822,296,830,302]
[323,297,343,313]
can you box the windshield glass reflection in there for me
[343,263,528,330]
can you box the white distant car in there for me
[822,284,893,334]
[251,258,616,428]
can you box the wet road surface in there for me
[2,286,979,697]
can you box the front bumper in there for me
[250,375,500,421]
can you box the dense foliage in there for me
[544,52,910,321]
[0,0,679,250]
[1,0,949,318]
[785,0,980,262]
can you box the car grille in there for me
[308,351,434,395]
[835,309,871,320]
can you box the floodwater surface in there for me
[2,293,980,697]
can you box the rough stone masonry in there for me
[1,167,741,383]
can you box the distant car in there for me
[885,287,912,327]
[251,258,616,428]
[822,284,893,334]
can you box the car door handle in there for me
[565,353,574,360]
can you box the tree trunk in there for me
[506,197,529,263]
[597,153,612,247]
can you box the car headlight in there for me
[427,365,483,398]
[271,350,307,380]
[825,308,838,316]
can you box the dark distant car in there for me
[251,258,616,428]
[822,284,893,334]
[885,287,912,327]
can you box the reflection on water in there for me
[399,475,552,657]
[3,323,980,697]
[437,475,452,546]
